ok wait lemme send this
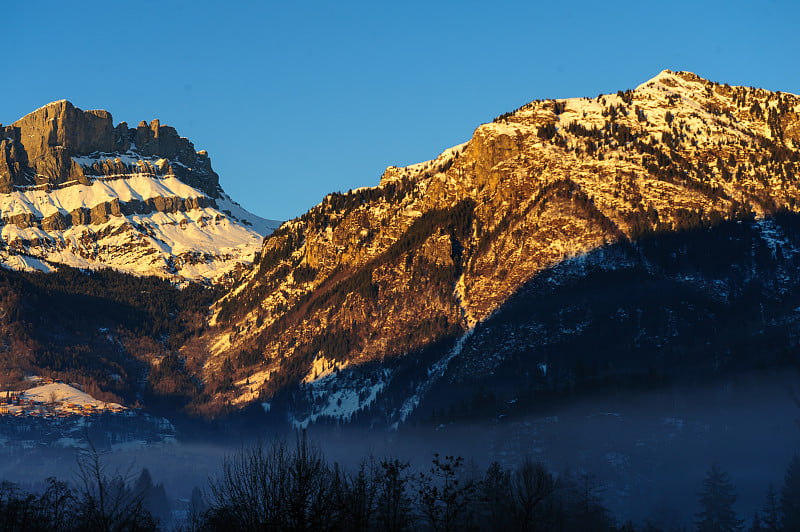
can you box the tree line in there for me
[3,434,800,531]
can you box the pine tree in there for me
[748,511,762,532]
[761,483,781,532]
[781,454,800,530]
[695,462,744,532]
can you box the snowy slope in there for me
[0,165,280,282]
[22,382,123,410]
[0,174,204,218]
[0,381,124,417]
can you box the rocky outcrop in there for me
[0,100,221,197]
[0,101,111,190]
[103,119,221,197]
[0,195,218,231]
[41,212,69,231]
[0,129,30,192]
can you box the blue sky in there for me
[6,1,799,220]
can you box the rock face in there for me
[0,100,220,197]
[195,70,800,422]
[0,100,280,282]
[0,101,112,191]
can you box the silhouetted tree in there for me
[74,444,156,531]
[760,483,781,532]
[781,454,800,531]
[134,469,170,526]
[286,432,330,530]
[376,458,412,532]
[0,480,41,531]
[563,471,612,531]
[480,462,512,531]
[511,457,556,531]
[184,486,206,532]
[749,511,763,532]
[38,477,75,532]
[416,454,478,532]
[695,462,743,532]
[341,460,378,531]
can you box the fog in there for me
[1,369,797,527]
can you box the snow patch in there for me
[302,355,348,384]
[0,253,55,273]
[215,193,282,235]
[391,329,474,430]
[755,218,796,259]
[292,375,387,429]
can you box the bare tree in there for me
[344,459,379,531]
[205,432,333,531]
[511,457,555,531]
[376,458,412,532]
[38,477,75,532]
[0,480,39,531]
[206,440,289,529]
[287,431,330,530]
[73,442,156,531]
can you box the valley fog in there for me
[1,369,796,528]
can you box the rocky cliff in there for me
[1,100,219,196]
[0,101,279,282]
[193,70,800,422]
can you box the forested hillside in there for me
[0,264,217,406]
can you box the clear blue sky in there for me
[6,1,799,221]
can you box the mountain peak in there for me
[0,101,281,282]
[26,98,75,111]
[24,98,71,116]
[2,101,221,195]
[635,69,694,91]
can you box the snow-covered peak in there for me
[635,69,680,91]
[38,99,70,110]
[402,141,469,173]
[1,101,283,284]
[638,69,711,91]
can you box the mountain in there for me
[0,100,280,282]
[0,100,279,415]
[192,70,800,424]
